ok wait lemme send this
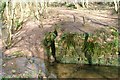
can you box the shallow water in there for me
[3,57,119,78]
[46,62,119,78]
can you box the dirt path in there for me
[3,7,118,59]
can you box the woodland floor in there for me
[2,7,118,58]
[1,7,119,77]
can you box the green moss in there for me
[11,51,25,57]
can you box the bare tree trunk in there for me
[20,1,23,22]
[113,0,118,11]
[5,1,10,47]
[40,1,44,14]
[75,3,80,9]
[82,0,85,8]
[6,1,16,48]
[35,0,39,20]
[10,1,16,33]
[118,0,120,26]
[44,2,48,14]
[40,1,48,14]
[85,0,88,8]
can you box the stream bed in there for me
[45,62,119,78]
[2,57,119,78]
